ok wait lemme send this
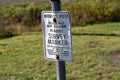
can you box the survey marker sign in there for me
[41,11,72,61]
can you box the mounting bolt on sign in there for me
[41,0,72,80]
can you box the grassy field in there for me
[0,22,120,80]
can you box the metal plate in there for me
[41,11,72,61]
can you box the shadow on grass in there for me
[72,33,120,37]
[0,32,14,40]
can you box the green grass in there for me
[0,22,120,80]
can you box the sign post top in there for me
[50,0,61,2]
[50,0,61,11]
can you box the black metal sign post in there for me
[50,0,66,80]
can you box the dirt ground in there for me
[104,51,120,64]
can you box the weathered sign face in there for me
[41,11,72,61]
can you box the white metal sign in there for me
[41,11,72,61]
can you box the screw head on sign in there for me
[53,17,57,25]
[56,54,60,60]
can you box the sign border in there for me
[41,11,73,61]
